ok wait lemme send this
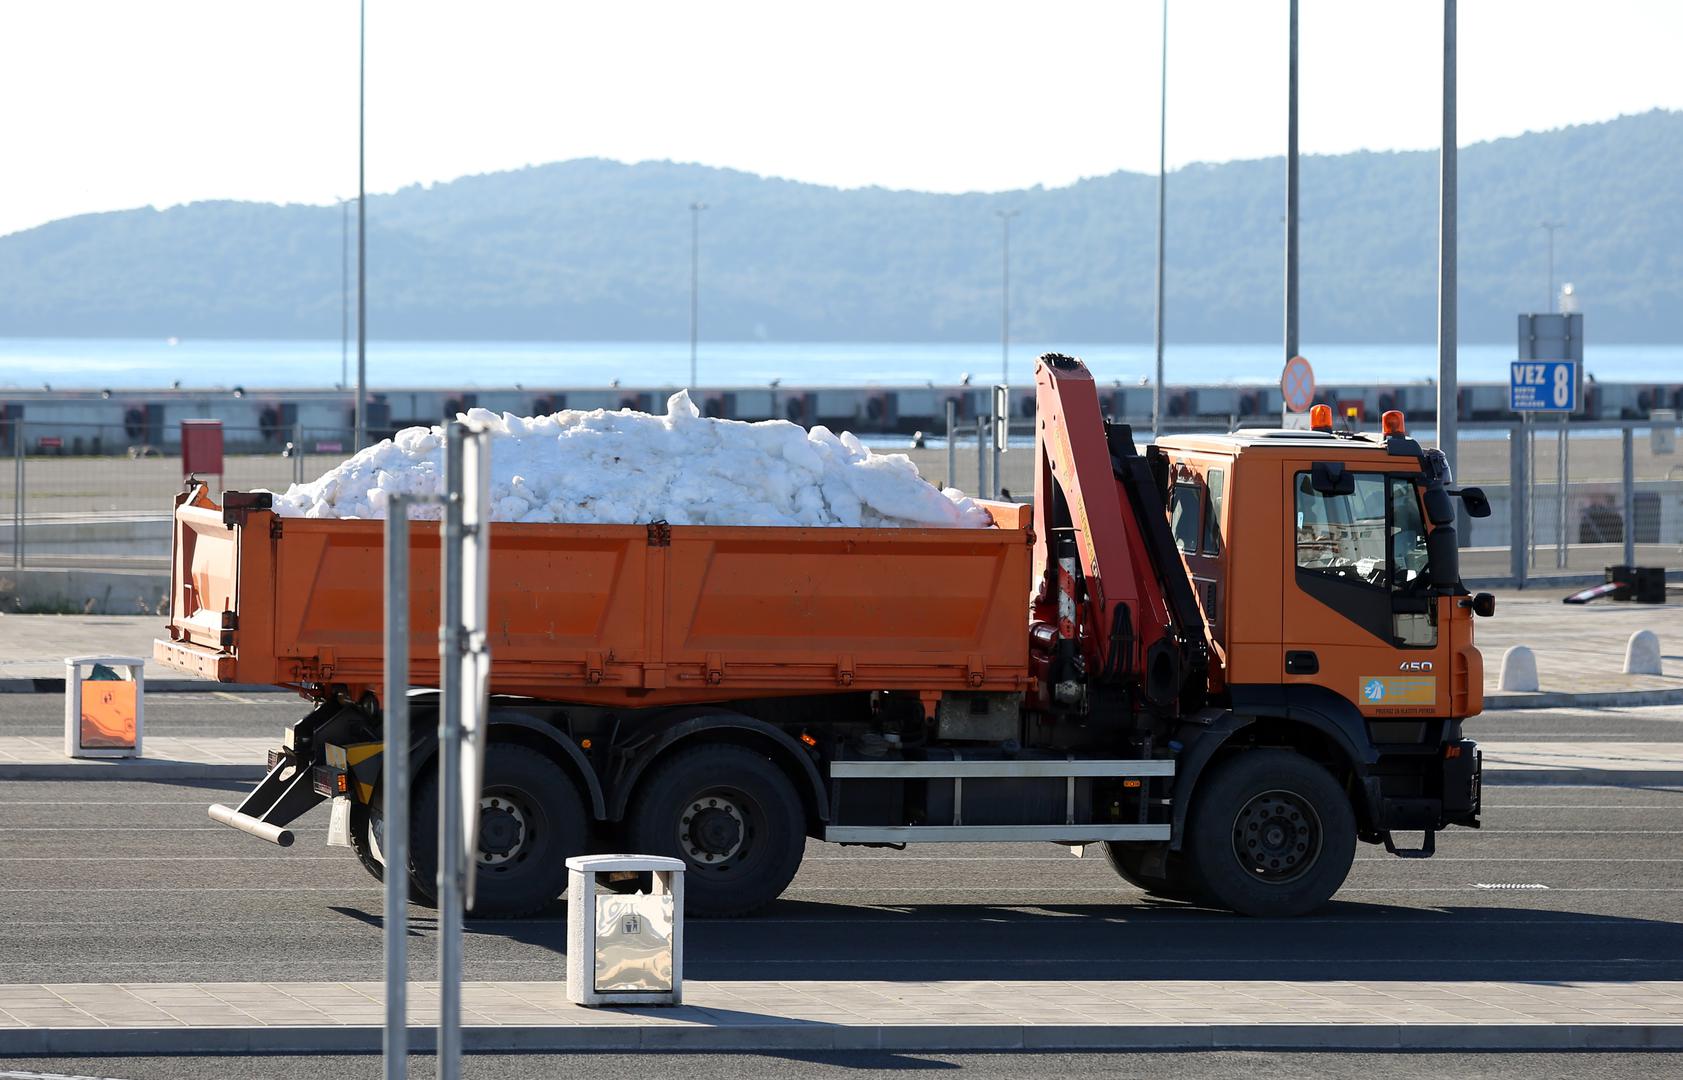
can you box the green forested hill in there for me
[2,110,1677,343]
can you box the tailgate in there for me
[154,486,275,683]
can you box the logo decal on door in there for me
[1359,676,1435,706]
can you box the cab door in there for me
[1281,461,1453,724]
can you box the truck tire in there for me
[411,744,589,918]
[348,797,431,905]
[1183,749,1356,918]
[1102,842,1199,902]
[622,744,806,918]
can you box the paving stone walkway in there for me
[1,979,1681,1053]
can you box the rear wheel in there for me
[622,744,806,918]
[1183,749,1355,918]
[348,796,430,904]
[1103,842,1199,902]
[412,744,590,918]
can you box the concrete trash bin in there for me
[64,656,145,758]
[565,854,685,1006]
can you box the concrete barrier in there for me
[1498,645,1540,692]
[1624,630,1664,675]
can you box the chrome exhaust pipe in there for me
[209,803,295,847]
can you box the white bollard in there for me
[1498,645,1540,692]
[1624,630,1663,676]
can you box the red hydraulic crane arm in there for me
[1030,353,1208,716]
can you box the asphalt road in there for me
[6,692,1683,742]
[0,767,1678,984]
[4,1050,1680,1080]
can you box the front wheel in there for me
[1183,749,1356,918]
[622,744,807,918]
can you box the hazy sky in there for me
[3,0,1679,237]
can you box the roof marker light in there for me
[1310,404,1333,432]
[1382,410,1407,436]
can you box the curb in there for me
[0,678,277,695]
[0,1022,1680,1055]
[1482,768,1683,787]
[0,762,265,781]
[1484,688,1683,711]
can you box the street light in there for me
[1153,0,1168,440]
[1284,0,1299,390]
[354,0,367,452]
[996,209,1018,390]
[1541,220,1566,312]
[689,201,706,390]
[340,197,349,391]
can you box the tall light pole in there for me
[1437,0,1458,477]
[689,201,706,390]
[1541,220,1566,311]
[1284,0,1299,389]
[1152,0,1167,441]
[354,0,367,451]
[340,198,349,391]
[996,209,1018,389]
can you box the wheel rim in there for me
[478,791,535,871]
[1231,788,1322,884]
[678,790,755,872]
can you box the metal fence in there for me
[0,420,354,571]
[3,414,1677,587]
[909,414,1682,587]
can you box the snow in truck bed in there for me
[265,390,992,529]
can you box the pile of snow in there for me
[265,390,991,529]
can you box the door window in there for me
[1295,472,1387,587]
[1294,471,1438,647]
[1202,469,1226,554]
[1169,482,1201,553]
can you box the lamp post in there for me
[1541,220,1566,312]
[1152,0,1167,441]
[689,201,706,390]
[340,198,349,391]
[354,0,367,452]
[1284,0,1299,408]
[1436,0,1458,478]
[996,209,1018,390]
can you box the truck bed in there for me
[155,485,1033,704]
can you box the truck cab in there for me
[1158,426,1483,728]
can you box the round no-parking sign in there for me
[1281,355,1316,413]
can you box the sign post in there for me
[381,420,491,1080]
[1280,355,1315,426]
[1514,313,1584,569]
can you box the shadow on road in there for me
[327,895,1683,985]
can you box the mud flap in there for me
[326,795,352,848]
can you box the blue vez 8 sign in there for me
[1510,360,1578,412]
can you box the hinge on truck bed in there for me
[646,520,671,547]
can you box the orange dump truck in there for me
[163,354,1493,918]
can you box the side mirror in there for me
[1471,592,1496,617]
[1426,526,1459,588]
[1422,485,1455,526]
[1454,486,1492,519]
[1311,461,1355,496]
